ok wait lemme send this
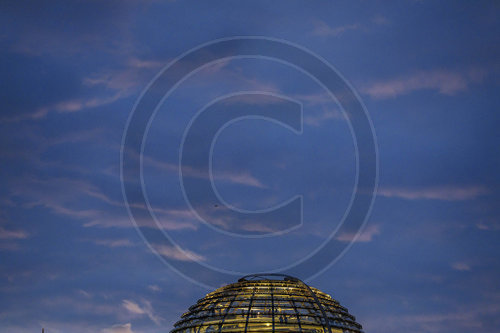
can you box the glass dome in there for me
[171,274,364,333]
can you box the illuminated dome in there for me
[171,274,364,333]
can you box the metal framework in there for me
[171,274,364,333]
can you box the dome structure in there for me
[171,274,364,333]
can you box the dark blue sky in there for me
[1,1,499,332]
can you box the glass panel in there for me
[171,278,364,333]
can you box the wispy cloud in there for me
[0,227,28,240]
[83,56,164,93]
[148,284,162,293]
[154,244,206,262]
[122,299,163,325]
[362,68,487,99]
[216,171,266,188]
[476,219,500,231]
[144,155,266,188]
[378,185,488,201]
[9,177,117,220]
[2,55,166,123]
[292,92,344,126]
[101,323,135,333]
[77,290,92,298]
[1,79,125,123]
[37,91,126,115]
[127,57,165,70]
[6,0,144,59]
[451,262,471,271]
[240,223,278,233]
[336,224,380,243]
[122,300,146,315]
[366,303,500,333]
[312,21,359,37]
[9,176,198,230]
[372,15,390,26]
[92,239,134,248]
[219,93,292,106]
[304,108,343,127]
[83,211,198,230]
[294,92,332,106]
[34,56,165,116]
[87,217,183,230]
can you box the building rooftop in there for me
[171,274,363,333]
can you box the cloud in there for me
[476,220,500,231]
[312,21,359,37]
[452,262,471,271]
[22,55,164,119]
[294,92,332,106]
[378,185,488,201]
[0,227,28,240]
[290,92,344,126]
[92,239,134,248]
[83,56,164,93]
[8,178,114,224]
[1,88,125,123]
[372,15,390,26]
[216,171,266,188]
[240,223,278,233]
[82,204,199,230]
[336,224,380,243]
[148,284,162,293]
[77,290,92,298]
[83,215,198,230]
[154,244,206,262]
[122,300,145,315]
[197,58,231,75]
[303,108,343,127]
[127,57,165,70]
[101,323,134,333]
[11,177,122,209]
[8,176,198,230]
[366,302,500,333]
[219,93,292,106]
[362,68,487,99]
[144,155,266,188]
[3,0,141,58]
[122,299,162,325]
[0,52,82,123]
[36,91,126,115]
[1,53,166,123]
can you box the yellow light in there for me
[170,277,364,333]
